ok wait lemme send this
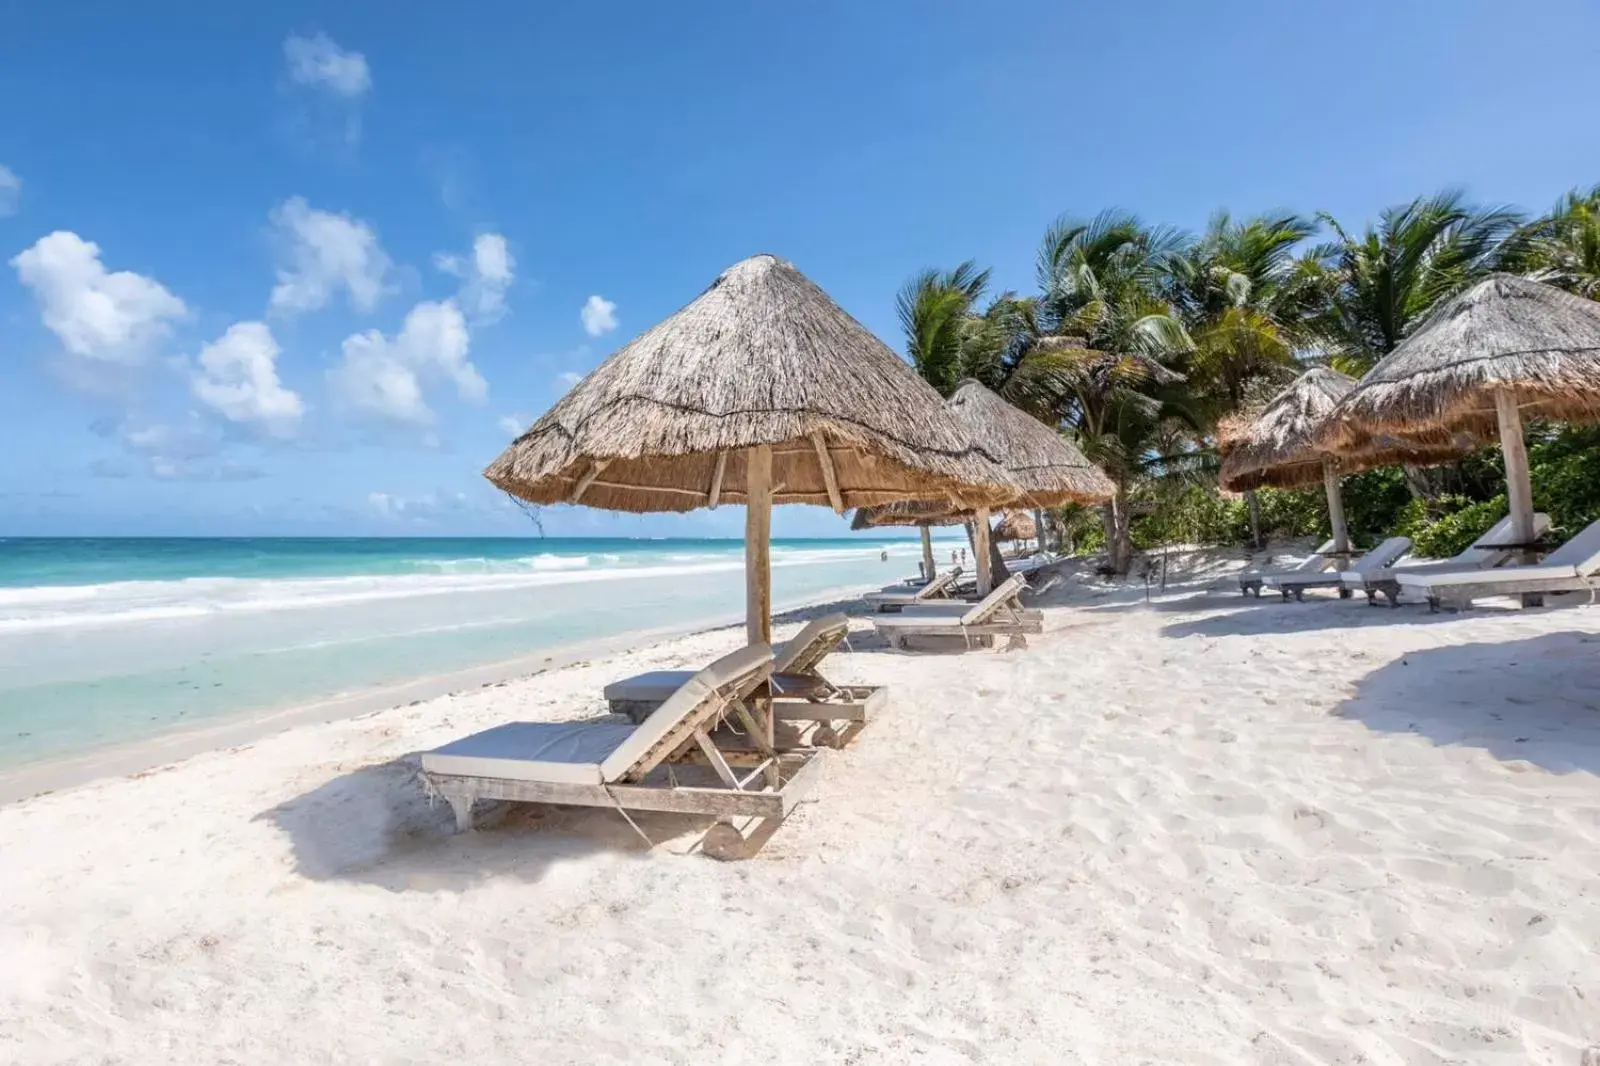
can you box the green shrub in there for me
[1408,496,1507,558]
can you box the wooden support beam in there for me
[570,459,609,503]
[974,506,993,597]
[707,451,727,509]
[811,432,844,514]
[919,524,935,582]
[1322,455,1349,555]
[745,445,773,646]
[1496,389,1535,561]
[693,729,741,789]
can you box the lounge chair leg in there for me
[1427,596,1441,614]
[1280,589,1291,602]
[1293,588,1305,603]
[1338,588,1352,599]
[1383,589,1400,609]
[1364,589,1377,606]
[447,795,475,833]
[701,820,748,861]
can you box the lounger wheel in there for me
[701,821,748,861]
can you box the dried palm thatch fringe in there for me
[1218,368,1464,491]
[850,379,1113,528]
[991,510,1038,542]
[487,255,1022,513]
[1319,274,1600,456]
[849,499,965,531]
[944,379,1115,505]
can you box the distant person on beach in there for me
[951,549,959,567]
[880,549,888,562]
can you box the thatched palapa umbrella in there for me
[1218,368,1464,555]
[992,510,1038,544]
[488,254,1020,650]
[1321,274,1600,557]
[851,379,1113,591]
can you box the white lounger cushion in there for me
[1251,539,1336,578]
[865,571,957,604]
[1343,514,1551,585]
[1272,537,1410,586]
[878,573,1028,629]
[1396,563,1582,588]
[774,613,847,673]
[421,720,635,785]
[604,615,845,704]
[428,643,773,786]
[1393,518,1600,591]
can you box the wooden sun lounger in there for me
[1340,514,1550,606]
[420,644,822,860]
[1266,536,1411,602]
[603,613,883,748]
[1396,518,1600,612]
[1239,539,1335,596]
[863,567,962,611]
[872,573,1041,651]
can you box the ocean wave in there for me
[0,541,930,634]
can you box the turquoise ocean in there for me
[0,536,940,773]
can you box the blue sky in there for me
[5,0,1600,538]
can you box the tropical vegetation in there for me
[895,185,1600,573]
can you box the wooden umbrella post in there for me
[1495,389,1536,565]
[743,444,774,749]
[974,506,993,597]
[919,524,935,583]
[1321,455,1349,557]
[745,445,773,646]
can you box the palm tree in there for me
[1006,210,1197,572]
[1166,212,1325,546]
[1504,184,1600,299]
[893,261,990,397]
[1312,190,1523,375]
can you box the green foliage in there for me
[1529,423,1600,538]
[1336,467,1412,546]
[1406,496,1507,558]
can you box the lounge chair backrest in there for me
[917,569,960,599]
[1351,537,1412,575]
[1293,538,1338,573]
[599,644,773,783]
[960,573,1029,626]
[773,612,849,675]
[1545,517,1600,574]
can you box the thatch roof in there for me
[944,379,1114,506]
[849,499,964,531]
[1218,368,1465,491]
[992,510,1038,542]
[487,255,1021,513]
[1321,274,1600,455]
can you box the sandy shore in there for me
[3,551,1599,1064]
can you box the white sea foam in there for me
[0,542,920,634]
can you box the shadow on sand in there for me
[255,752,730,889]
[1333,630,1600,773]
[1158,595,1473,639]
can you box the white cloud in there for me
[435,232,514,323]
[268,197,392,315]
[283,33,371,98]
[0,165,19,217]
[581,294,618,336]
[330,299,486,425]
[498,412,530,436]
[190,322,304,439]
[10,231,186,364]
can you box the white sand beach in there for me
[3,552,1599,1064]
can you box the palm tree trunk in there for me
[1102,490,1134,574]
